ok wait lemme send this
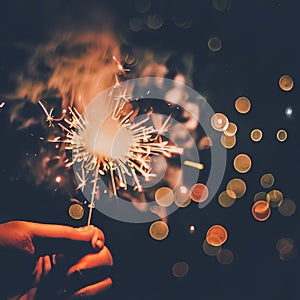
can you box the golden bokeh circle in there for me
[226,178,247,199]
[279,75,294,91]
[155,187,174,207]
[211,113,229,131]
[174,186,191,208]
[172,262,189,278]
[202,239,222,256]
[224,122,237,137]
[250,129,263,142]
[251,200,271,222]
[260,173,275,189]
[266,190,283,208]
[235,96,251,114]
[206,225,228,247]
[276,129,288,142]
[190,183,209,203]
[149,221,169,241]
[221,134,236,149]
[216,248,234,264]
[278,199,296,217]
[276,238,297,261]
[254,192,267,202]
[233,154,252,173]
[69,203,84,220]
[218,191,236,208]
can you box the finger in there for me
[29,223,105,251]
[68,277,112,299]
[43,255,52,277]
[67,246,113,276]
[32,257,43,286]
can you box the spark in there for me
[55,176,62,183]
[40,89,182,225]
[184,160,204,170]
[0,102,5,108]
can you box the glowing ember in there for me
[55,176,62,183]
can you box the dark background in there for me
[0,0,300,299]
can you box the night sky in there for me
[0,0,300,299]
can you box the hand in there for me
[0,221,113,299]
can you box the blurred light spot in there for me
[206,225,228,247]
[266,189,283,208]
[279,75,294,91]
[174,186,191,208]
[149,221,169,241]
[216,248,234,264]
[276,129,288,142]
[235,96,251,114]
[218,191,236,208]
[208,37,222,52]
[260,173,275,189]
[198,136,213,150]
[233,153,252,173]
[226,178,246,199]
[224,122,237,137]
[285,106,293,119]
[202,239,222,256]
[278,199,296,217]
[250,129,263,142]
[145,14,164,30]
[135,0,151,13]
[221,134,236,149]
[129,17,144,32]
[190,183,209,203]
[69,203,84,220]
[184,160,204,170]
[252,200,271,222]
[172,262,189,278]
[189,225,195,234]
[55,176,62,183]
[62,108,67,114]
[155,187,174,207]
[254,192,267,202]
[0,102,6,108]
[211,113,229,131]
[173,16,192,29]
[276,238,298,262]
[212,0,230,11]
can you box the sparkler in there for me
[40,72,183,225]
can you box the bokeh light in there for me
[260,173,275,189]
[221,134,236,149]
[68,203,84,220]
[208,37,222,52]
[202,239,222,256]
[206,225,228,247]
[226,178,247,199]
[216,248,234,264]
[218,191,236,208]
[254,191,267,202]
[233,153,252,173]
[235,96,251,114]
[279,75,294,91]
[155,187,174,207]
[224,122,237,137]
[276,129,288,142]
[145,14,164,30]
[285,106,293,119]
[172,262,189,278]
[250,129,263,142]
[266,190,283,208]
[252,200,271,222]
[149,221,169,241]
[211,113,229,131]
[190,183,209,203]
[174,186,191,208]
[278,199,296,217]
[276,238,298,262]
